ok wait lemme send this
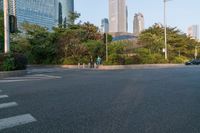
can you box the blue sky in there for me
[75,0,200,33]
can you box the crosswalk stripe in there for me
[0,95,8,99]
[0,114,37,131]
[0,102,18,109]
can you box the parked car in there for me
[185,59,200,65]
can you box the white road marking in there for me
[0,80,29,83]
[0,114,37,131]
[0,95,8,99]
[0,102,18,109]
[0,74,61,83]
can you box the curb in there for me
[0,70,27,79]
[98,64,185,70]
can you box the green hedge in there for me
[0,53,28,71]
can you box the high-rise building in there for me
[126,6,128,32]
[101,18,109,33]
[187,25,199,40]
[8,0,16,16]
[0,0,3,10]
[133,13,144,36]
[0,0,16,15]
[16,0,58,30]
[109,0,127,33]
[58,0,74,27]
[0,0,74,30]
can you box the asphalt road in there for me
[0,66,200,133]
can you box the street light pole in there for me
[106,33,108,62]
[164,0,168,60]
[4,0,10,53]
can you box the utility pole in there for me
[164,0,168,60]
[4,0,10,53]
[106,33,108,62]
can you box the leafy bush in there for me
[0,53,27,71]
[13,53,28,70]
[170,56,188,63]
[125,55,142,65]
[105,54,125,65]
[2,55,15,71]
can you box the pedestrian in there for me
[96,56,101,65]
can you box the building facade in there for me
[101,18,109,33]
[0,0,16,15]
[133,13,144,36]
[187,25,199,40]
[0,0,3,10]
[16,0,58,30]
[0,0,74,30]
[109,0,127,33]
[58,0,74,26]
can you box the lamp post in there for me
[163,0,172,60]
[195,46,200,59]
[3,0,10,53]
[105,33,108,62]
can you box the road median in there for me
[98,64,185,70]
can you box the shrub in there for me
[2,56,15,71]
[13,53,28,70]
[125,55,142,65]
[0,53,27,71]
[170,56,188,64]
[107,54,125,65]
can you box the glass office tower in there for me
[0,0,16,15]
[1,0,74,30]
[101,18,109,33]
[16,0,58,30]
[0,0,3,10]
[58,0,74,26]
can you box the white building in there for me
[133,13,144,36]
[109,0,127,33]
[187,25,199,40]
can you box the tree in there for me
[55,29,88,64]
[67,11,81,26]
[17,23,58,64]
[83,40,105,61]
[58,2,63,27]
[80,22,101,41]
[138,24,200,62]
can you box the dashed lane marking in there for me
[0,74,61,83]
[0,114,37,131]
[0,102,18,109]
[0,95,8,99]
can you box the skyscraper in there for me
[0,0,3,10]
[8,0,16,16]
[0,0,16,15]
[101,18,109,33]
[58,0,74,27]
[0,0,74,30]
[16,0,59,30]
[187,25,199,40]
[109,0,127,33]
[133,13,144,36]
